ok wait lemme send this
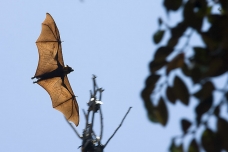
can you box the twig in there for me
[92,75,97,94]
[83,109,90,128]
[83,109,87,118]
[98,88,104,101]
[99,107,103,145]
[64,117,82,139]
[90,103,96,134]
[104,107,132,148]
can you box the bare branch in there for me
[64,117,82,139]
[92,75,97,94]
[99,107,103,144]
[104,107,132,148]
[90,104,96,134]
[74,76,131,152]
[83,109,90,128]
[83,109,87,119]
[98,88,104,101]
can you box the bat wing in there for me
[35,13,64,77]
[38,76,79,126]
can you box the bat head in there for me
[64,65,74,74]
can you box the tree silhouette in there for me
[142,0,228,151]
[67,75,131,152]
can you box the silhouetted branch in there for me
[104,107,132,148]
[90,103,96,133]
[66,75,131,152]
[99,107,103,144]
[64,117,82,139]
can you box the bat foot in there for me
[31,76,35,79]
[33,81,37,84]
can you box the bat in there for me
[32,13,79,126]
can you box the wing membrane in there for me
[38,76,79,126]
[35,13,64,77]
[33,13,79,126]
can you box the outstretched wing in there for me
[33,13,79,126]
[35,13,64,77]
[38,76,79,126]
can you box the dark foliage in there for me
[142,0,228,151]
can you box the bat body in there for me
[32,64,73,83]
[32,13,79,126]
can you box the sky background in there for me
[0,0,220,152]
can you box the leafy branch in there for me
[142,0,228,151]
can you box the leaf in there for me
[167,37,178,48]
[217,117,228,151]
[154,97,168,126]
[201,128,221,152]
[205,57,227,77]
[141,89,157,123]
[201,32,219,51]
[163,0,182,12]
[154,46,174,63]
[158,17,163,26]
[220,0,228,13]
[144,97,169,125]
[193,47,210,65]
[166,86,176,104]
[173,76,189,105]
[141,75,160,123]
[195,95,213,125]
[142,74,160,97]
[202,15,228,51]
[217,117,228,135]
[193,81,215,101]
[225,92,228,100]
[206,6,212,15]
[190,64,203,83]
[153,30,165,44]
[145,74,160,88]
[166,53,184,74]
[147,106,159,123]
[170,21,187,38]
[169,139,184,152]
[183,1,203,31]
[182,61,206,83]
[188,139,199,152]
[168,21,187,48]
[213,105,220,117]
[149,60,167,73]
[181,63,191,77]
[181,119,191,134]
[207,14,221,24]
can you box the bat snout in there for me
[64,65,74,74]
[69,67,74,73]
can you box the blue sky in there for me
[0,0,207,151]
